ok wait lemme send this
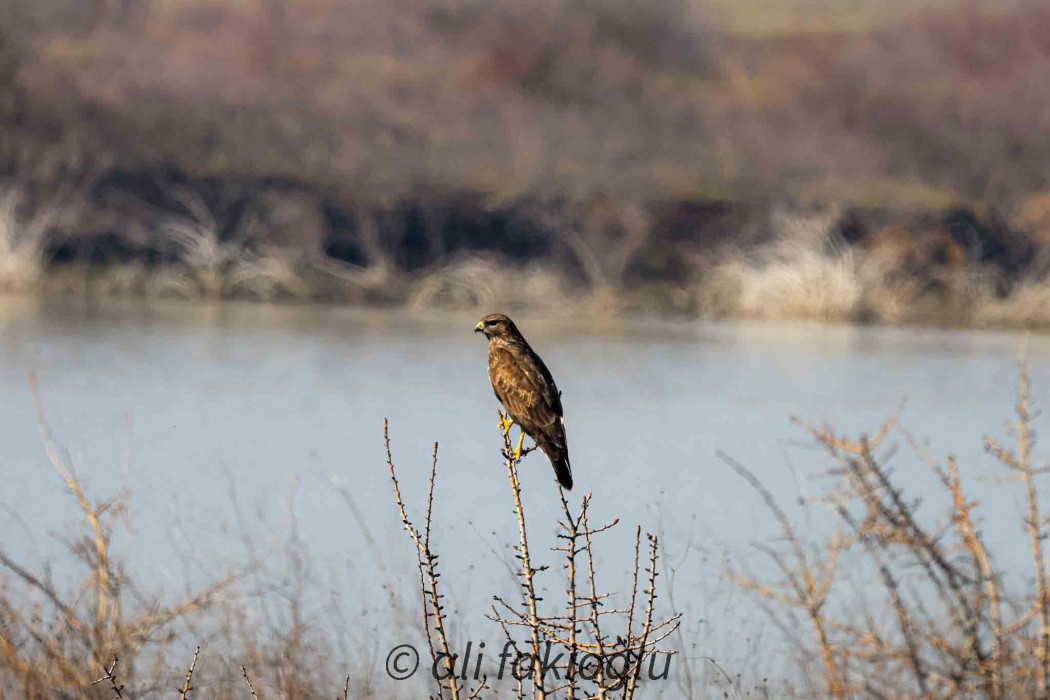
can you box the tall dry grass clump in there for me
[0,189,58,293]
[408,254,576,314]
[725,356,1050,698]
[705,208,864,322]
[384,417,680,699]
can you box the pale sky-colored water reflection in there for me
[1,296,1048,690]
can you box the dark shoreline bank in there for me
[3,178,1047,329]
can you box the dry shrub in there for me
[384,417,681,699]
[152,189,309,300]
[973,215,1050,328]
[972,277,1050,329]
[0,374,408,699]
[726,358,1050,698]
[0,376,240,698]
[696,207,1050,326]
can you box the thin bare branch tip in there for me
[178,645,201,700]
[241,665,260,700]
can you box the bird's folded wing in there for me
[490,346,560,429]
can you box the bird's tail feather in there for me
[553,453,573,491]
[537,439,573,490]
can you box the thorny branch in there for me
[385,416,679,699]
[727,360,1050,699]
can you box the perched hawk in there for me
[475,313,573,490]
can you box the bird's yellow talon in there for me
[498,412,514,436]
[513,431,526,459]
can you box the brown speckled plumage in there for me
[475,313,573,490]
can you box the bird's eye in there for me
[484,319,496,326]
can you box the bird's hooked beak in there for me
[474,321,484,334]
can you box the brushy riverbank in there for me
[5,0,1050,327]
[5,186,1050,329]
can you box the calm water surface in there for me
[1,296,1047,686]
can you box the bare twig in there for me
[178,646,200,700]
[557,486,580,700]
[387,416,678,700]
[729,358,1050,697]
[502,424,546,700]
[241,665,260,699]
[384,419,467,699]
[719,450,844,698]
[91,657,125,699]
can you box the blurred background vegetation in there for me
[4,0,1050,323]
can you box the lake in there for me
[1,295,1046,695]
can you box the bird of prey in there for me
[475,313,573,490]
